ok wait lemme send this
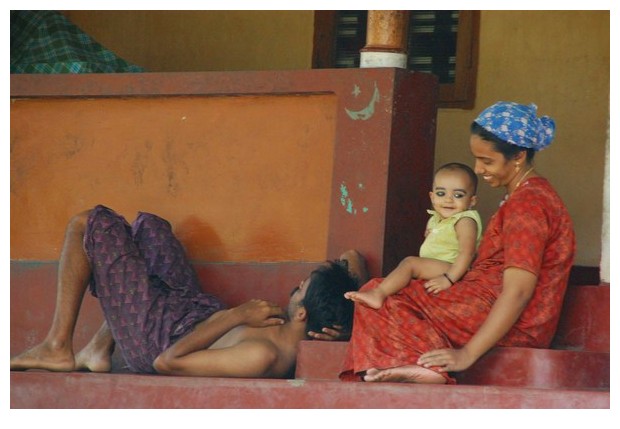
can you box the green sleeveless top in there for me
[419,209,482,263]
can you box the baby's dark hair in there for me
[302,261,358,337]
[470,122,536,162]
[435,162,478,194]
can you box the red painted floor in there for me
[9,372,610,409]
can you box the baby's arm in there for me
[447,216,479,282]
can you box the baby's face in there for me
[429,169,477,219]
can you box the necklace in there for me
[501,166,535,206]
[513,166,535,192]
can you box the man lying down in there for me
[10,205,368,378]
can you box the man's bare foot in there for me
[10,342,75,372]
[74,341,115,373]
[363,365,447,384]
[344,289,386,309]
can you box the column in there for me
[360,11,410,68]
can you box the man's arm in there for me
[339,249,370,287]
[153,299,285,377]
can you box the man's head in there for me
[288,261,358,338]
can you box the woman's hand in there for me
[417,347,476,373]
[234,299,286,327]
[307,325,350,341]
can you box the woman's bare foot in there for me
[363,365,447,384]
[344,288,387,309]
[10,342,75,372]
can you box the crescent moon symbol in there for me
[345,82,380,121]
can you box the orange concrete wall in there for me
[11,68,439,277]
[11,94,336,262]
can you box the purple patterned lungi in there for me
[83,205,226,373]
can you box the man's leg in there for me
[83,206,167,373]
[131,212,202,295]
[74,321,115,372]
[10,211,92,371]
[132,211,225,306]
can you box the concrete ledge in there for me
[10,372,610,409]
[295,342,610,390]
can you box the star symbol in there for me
[352,85,361,97]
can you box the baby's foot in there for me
[344,289,386,309]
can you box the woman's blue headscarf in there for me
[474,101,556,151]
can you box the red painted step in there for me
[294,341,609,390]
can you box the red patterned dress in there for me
[340,177,575,383]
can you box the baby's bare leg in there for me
[345,256,450,308]
[381,256,449,295]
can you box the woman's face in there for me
[469,134,520,190]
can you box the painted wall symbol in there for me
[345,82,380,121]
[339,182,369,215]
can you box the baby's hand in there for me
[423,275,452,295]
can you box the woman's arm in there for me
[417,267,536,372]
[153,299,285,376]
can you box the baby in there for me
[346,162,482,308]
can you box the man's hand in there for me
[417,347,476,373]
[307,325,350,341]
[234,299,286,327]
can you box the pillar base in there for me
[360,51,407,69]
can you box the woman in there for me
[340,101,576,384]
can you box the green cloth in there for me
[11,10,144,73]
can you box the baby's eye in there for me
[454,193,465,199]
[435,191,446,197]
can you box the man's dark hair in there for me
[302,261,358,337]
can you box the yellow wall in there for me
[435,10,609,266]
[62,10,609,266]
[63,11,314,71]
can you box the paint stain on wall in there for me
[339,181,369,215]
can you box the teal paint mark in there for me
[339,183,349,207]
[345,82,380,121]
[340,182,354,214]
[339,181,369,215]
